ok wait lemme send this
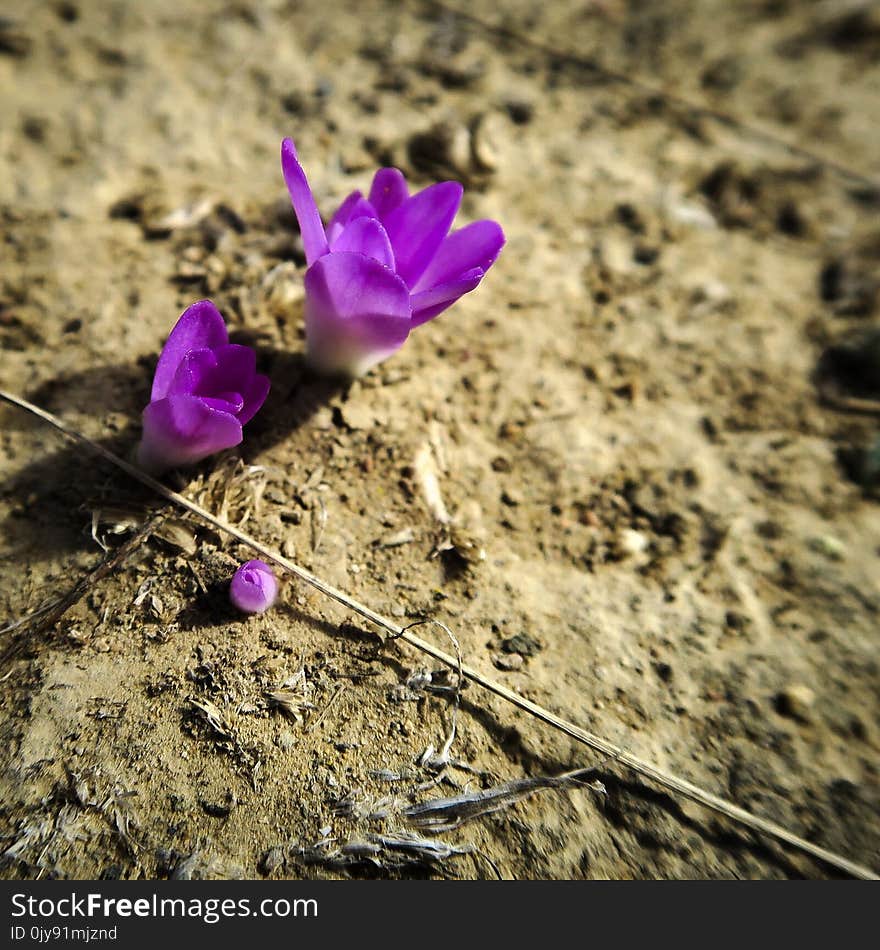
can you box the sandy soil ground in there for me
[1,0,879,879]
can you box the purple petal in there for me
[230,559,278,614]
[137,395,243,473]
[303,251,411,377]
[166,348,218,397]
[151,301,228,401]
[208,345,269,425]
[368,168,409,221]
[412,220,505,294]
[202,393,245,414]
[203,344,256,395]
[326,191,376,246]
[281,138,329,266]
[330,216,395,269]
[383,181,463,289]
[238,372,271,426]
[410,268,484,326]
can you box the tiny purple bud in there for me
[136,300,270,474]
[281,137,505,377]
[230,560,278,614]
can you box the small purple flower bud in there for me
[230,559,278,614]
[136,300,270,473]
[281,137,505,377]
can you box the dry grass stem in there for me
[1,511,167,665]
[404,766,609,832]
[295,830,473,872]
[1,388,876,881]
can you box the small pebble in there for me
[260,847,285,875]
[667,198,718,230]
[338,402,377,430]
[618,528,649,557]
[493,653,524,671]
[600,234,636,277]
[654,661,673,683]
[808,535,845,561]
[471,111,504,172]
[381,527,415,547]
[774,685,816,724]
[501,633,542,657]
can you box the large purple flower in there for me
[137,300,270,473]
[281,137,505,377]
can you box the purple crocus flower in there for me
[281,137,505,377]
[230,559,278,614]
[137,300,270,473]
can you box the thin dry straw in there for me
[0,511,166,665]
[1,388,877,881]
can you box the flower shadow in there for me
[230,342,347,460]
[1,363,154,562]
[0,348,345,568]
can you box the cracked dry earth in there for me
[1,0,879,879]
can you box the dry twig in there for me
[1,511,167,665]
[0,388,876,881]
[404,766,608,832]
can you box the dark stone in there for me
[501,633,542,657]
